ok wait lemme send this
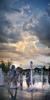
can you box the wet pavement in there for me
[0,86,50,100]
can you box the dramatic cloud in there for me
[46,3,50,17]
[23,10,50,47]
[0,0,50,65]
[0,0,21,43]
[0,0,32,43]
[35,15,50,47]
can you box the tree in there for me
[0,61,11,73]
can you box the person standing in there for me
[20,72,23,90]
[48,66,50,84]
[26,70,30,88]
[7,65,17,100]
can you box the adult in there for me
[7,65,17,100]
[26,70,30,88]
[48,66,50,84]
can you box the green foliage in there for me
[0,61,11,73]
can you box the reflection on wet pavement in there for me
[0,86,50,100]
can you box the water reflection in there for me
[0,74,50,100]
[0,86,49,100]
[0,87,9,100]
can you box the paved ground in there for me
[0,87,50,100]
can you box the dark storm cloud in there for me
[46,3,50,17]
[0,25,22,43]
[0,0,50,46]
[0,0,21,12]
[0,0,22,43]
[0,12,22,43]
[8,32,22,43]
[35,3,50,47]
[23,12,50,47]
[34,15,50,47]
[0,14,11,43]
[46,7,50,16]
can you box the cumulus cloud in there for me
[46,3,50,17]
[0,0,50,65]
[0,0,50,46]
[0,0,20,43]
[35,16,50,47]
[0,0,21,12]
[23,10,50,47]
[0,0,32,43]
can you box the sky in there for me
[0,0,50,67]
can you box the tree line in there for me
[0,61,11,73]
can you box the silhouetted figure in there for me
[48,66,50,84]
[7,65,17,100]
[26,71,30,88]
[43,66,46,85]
[8,65,16,77]
[7,65,16,84]
[8,75,17,100]
[8,87,17,100]
[20,72,23,90]
[33,78,35,85]
[16,67,23,89]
